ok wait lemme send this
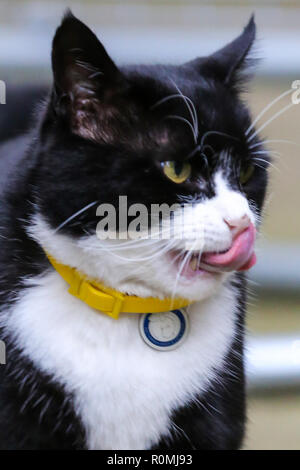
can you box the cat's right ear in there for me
[51,10,125,141]
[187,16,256,90]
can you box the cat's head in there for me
[31,11,268,301]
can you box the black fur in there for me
[0,12,268,450]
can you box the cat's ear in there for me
[51,10,125,141]
[190,16,256,87]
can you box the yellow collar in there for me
[46,254,192,319]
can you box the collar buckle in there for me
[109,291,125,319]
[69,274,124,319]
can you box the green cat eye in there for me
[240,164,254,185]
[162,161,191,184]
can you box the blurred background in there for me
[0,0,299,450]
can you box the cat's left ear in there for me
[189,16,256,87]
[50,10,126,141]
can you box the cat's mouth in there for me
[170,224,256,279]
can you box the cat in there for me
[0,11,268,450]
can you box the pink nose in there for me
[224,214,251,237]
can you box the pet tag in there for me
[139,309,189,351]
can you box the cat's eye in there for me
[161,161,191,184]
[240,164,254,185]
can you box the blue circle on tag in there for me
[142,309,187,348]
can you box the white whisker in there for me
[200,131,238,149]
[90,222,185,251]
[245,88,293,137]
[170,239,200,305]
[151,87,198,142]
[170,80,198,140]
[253,157,279,171]
[165,115,197,143]
[81,232,179,263]
[54,201,98,233]
[249,138,298,149]
[247,101,296,143]
[251,150,281,158]
[171,249,192,306]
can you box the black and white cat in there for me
[0,12,268,450]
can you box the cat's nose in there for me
[224,214,251,236]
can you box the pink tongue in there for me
[201,224,256,272]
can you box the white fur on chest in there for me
[4,271,237,449]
